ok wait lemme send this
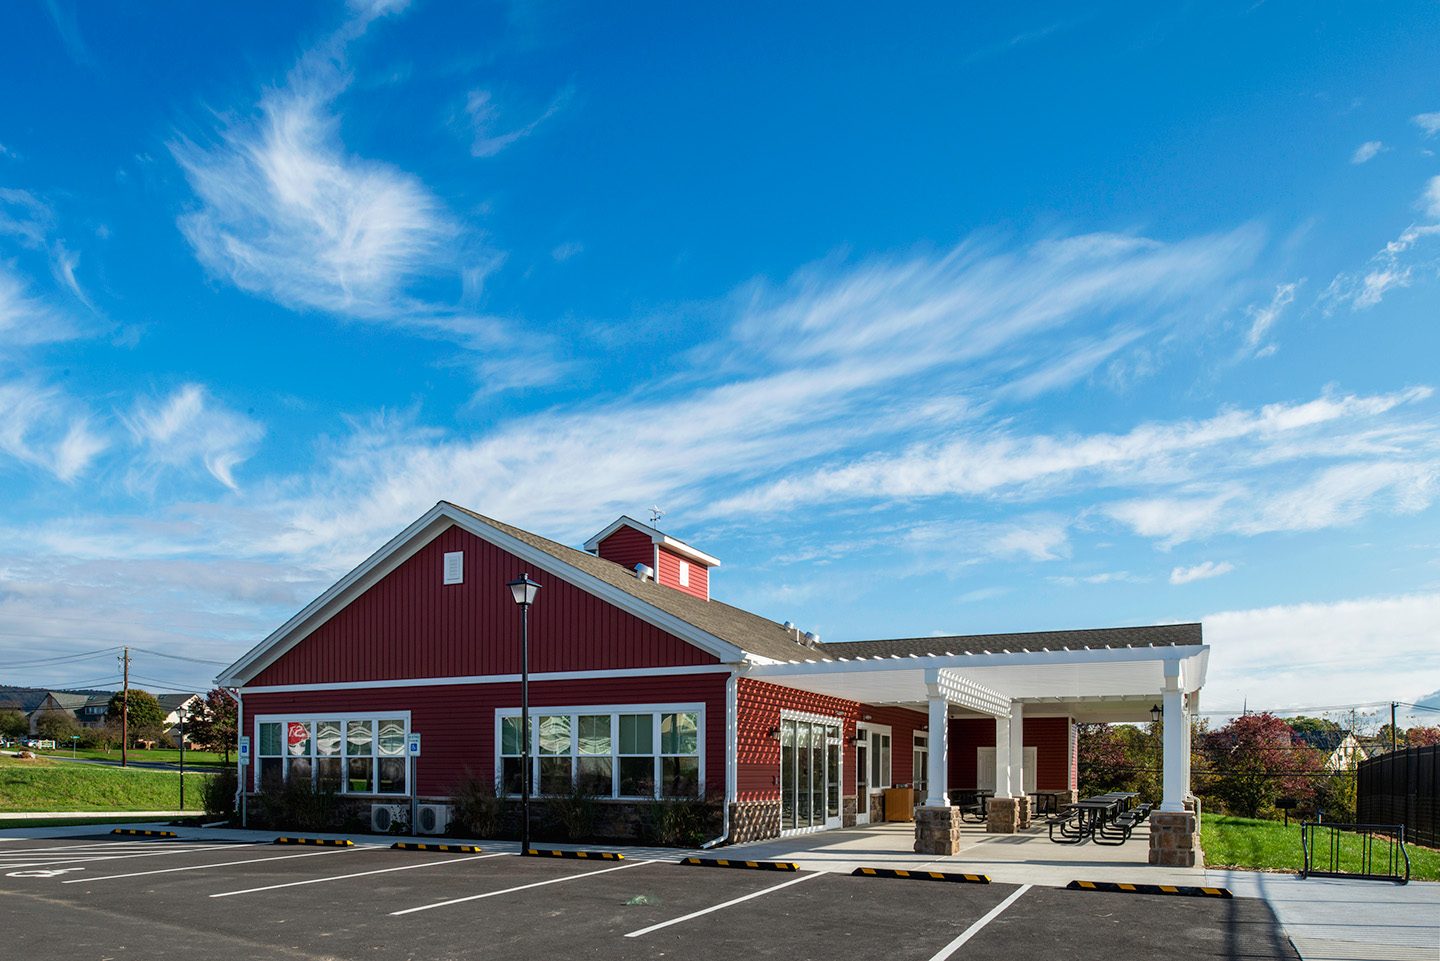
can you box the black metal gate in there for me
[1300,822,1410,883]
[1357,744,1438,848]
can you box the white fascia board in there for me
[745,643,1210,679]
[219,503,746,687]
[582,515,721,567]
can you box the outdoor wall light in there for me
[1149,704,1162,724]
[768,726,781,741]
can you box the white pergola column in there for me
[1181,691,1195,802]
[1160,661,1186,813]
[1008,701,1024,798]
[925,686,950,807]
[994,712,1013,798]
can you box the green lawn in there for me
[1202,814,1439,882]
[0,753,214,813]
[35,747,230,768]
[0,814,201,828]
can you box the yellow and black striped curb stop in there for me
[391,842,483,853]
[681,856,800,872]
[524,848,624,860]
[1067,880,1232,898]
[111,829,178,838]
[852,867,990,884]
[274,837,355,847]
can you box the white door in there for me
[780,716,842,833]
[976,746,1037,793]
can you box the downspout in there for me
[700,668,739,849]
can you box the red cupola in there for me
[583,515,721,600]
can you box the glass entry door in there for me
[780,717,842,832]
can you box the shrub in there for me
[203,767,238,820]
[450,774,506,838]
[542,787,599,841]
[253,777,344,832]
[639,796,718,848]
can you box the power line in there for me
[0,647,121,667]
[129,647,229,667]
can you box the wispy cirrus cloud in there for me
[1351,140,1385,164]
[123,384,265,491]
[0,380,108,482]
[1413,112,1440,138]
[1169,560,1233,584]
[1242,280,1299,355]
[465,86,573,158]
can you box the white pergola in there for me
[743,642,1208,813]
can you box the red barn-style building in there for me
[219,502,1207,864]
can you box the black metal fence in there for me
[1356,744,1438,849]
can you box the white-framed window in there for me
[255,713,409,795]
[913,732,928,796]
[496,703,703,799]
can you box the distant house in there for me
[1293,728,1370,772]
[0,686,115,735]
[158,693,204,747]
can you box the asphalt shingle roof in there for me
[445,503,1205,664]
[824,623,1203,659]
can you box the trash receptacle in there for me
[884,787,915,822]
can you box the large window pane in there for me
[539,756,572,794]
[538,715,571,755]
[258,756,284,790]
[378,719,406,757]
[619,715,652,754]
[500,716,523,756]
[809,724,824,826]
[780,719,796,830]
[378,756,405,794]
[577,715,610,755]
[796,723,811,823]
[346,757,373,793]
[285,721,310,757]
[619,757,653,797]
[316,721,341,757]
[288,755,313,782]
[316,757,342,791]
[346,720,372,757]
[661,712,698,754]
[662,756,699,798]
[577,756,613,795]
[259,722,282,756]
[500,757,523,796]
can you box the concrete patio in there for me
[721,819,1198,887]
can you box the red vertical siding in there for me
[734,678,926,802]
[251,525,719,686]
[948,715,1070,791]
[655,547,710,600]
[595,526,655,574]
[242,672,728,798]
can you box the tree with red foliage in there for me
[1203,712,1327,817]
[1407,725,1440,747]
[186,688,238,762]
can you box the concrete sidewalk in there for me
[0,810,190,820]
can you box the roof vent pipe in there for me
[783,621,795,632]
[634,563,654,582]
[803,631,820,646]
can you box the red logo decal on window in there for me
[287,722,308,745]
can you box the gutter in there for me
[220,686,244,827]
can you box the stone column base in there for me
[1015,795,1032,829]
[1148,810,1201,867]
[987,796,1020,833]
[914,805,962,855]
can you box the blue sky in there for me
[2,1,1439,725]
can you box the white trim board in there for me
[217,503,750,687]
[240,663,734,695]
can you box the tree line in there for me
[0,687,237,758]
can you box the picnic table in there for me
[1047,793,1151,844]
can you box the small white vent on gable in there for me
[443,551,464,585]
[678,559,690,587]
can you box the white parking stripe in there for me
[0,840,196,855]
[924,884,1032,961]
[210,853,508,898]
[64,846,365,883]
[390,859,654,916]
[623,872,823,938]
[0,845,253,871]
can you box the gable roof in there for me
[824,623,1202,660]
[583,515,722,568]
[157,693,201,712]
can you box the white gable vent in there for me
[443,551,464,585]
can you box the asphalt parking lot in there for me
[0,833,1299,961]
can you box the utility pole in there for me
[119,647,130,768]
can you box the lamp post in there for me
[178,707,187,811]
[507,573,541,855]
[1149,704,1162,802]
